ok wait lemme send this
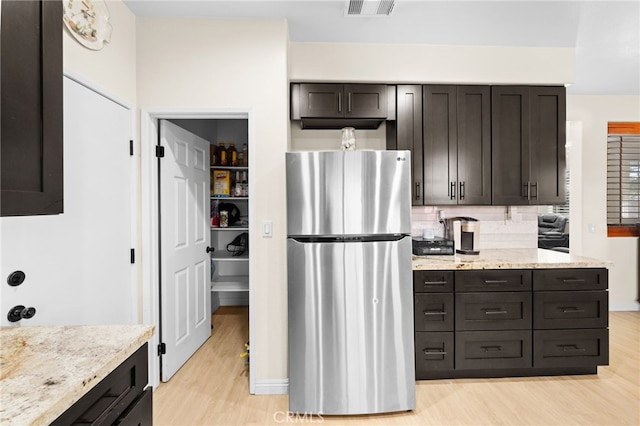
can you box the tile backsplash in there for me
[412,205,538,249]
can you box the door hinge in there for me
[156,145,165,158]
[158,342,166,356]
[130,248,135,264]
[129,140,134,156]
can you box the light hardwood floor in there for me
[153,308,639,425]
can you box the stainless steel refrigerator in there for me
[286,150,415,415]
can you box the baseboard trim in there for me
[610,302,640,311]
[254,379,289,395]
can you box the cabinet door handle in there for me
[423,310,447,316]
[559,307,586,313]
[531,181,538,199]
[459,181,465,200]
[424,280,447,286]
[558,344,586,352]
[527,181,531,200]
[481,345,503,352]
[423,349,447,355]
[483,279,508,285]
[347,93,352,113]
[483,309,508,315]
[450,181,456,200]
[415,182,421,201]
[338,92,342,113]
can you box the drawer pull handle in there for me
[558,344,586,352]
[560,307,586,313]
[423,310,447,316]
[423,350,447,355]
[483,309,507,315]
[424,280,447,286]
[481,345,502,352]
[483,280,508,285]
[561,278,586,284]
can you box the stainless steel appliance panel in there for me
[287,237,415,415]
[286,151,344,236]
[286,151,411,237]
[343,150,412,236]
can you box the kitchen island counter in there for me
[413,248,609,270]
[0,324,154,426]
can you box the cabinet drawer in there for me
[455,292,532,331]
[455,330,532,370]
[533,291,608,329]
[533,268,608,291]
[114,387,152,426]
[415,293,454,332]
[414,270,454,293]
[533,329,609,368]
[51,343,148,426]
[455,270,532,292]
[415,332,454,376]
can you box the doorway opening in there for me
[141,109,255,393]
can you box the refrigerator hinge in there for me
[156,145,165,158]
[158,342,166,356]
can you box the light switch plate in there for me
[263,220,273,237]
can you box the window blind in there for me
[607,134,640,225]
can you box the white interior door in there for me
[160,120,211,381]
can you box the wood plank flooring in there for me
[153,308,639,425]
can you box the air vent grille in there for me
[346,0,395,16]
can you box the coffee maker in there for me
[443,217,480,255]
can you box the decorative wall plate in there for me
[63,0,112,50]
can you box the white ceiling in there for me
[122,0,640,95]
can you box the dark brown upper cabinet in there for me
[291,83,389,129]
[492,86,566,205]
[390,85,423,205]
[422,85,491,205]
[1,0,63,216]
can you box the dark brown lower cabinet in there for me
[51,343,151,426]
[414,268,609,380]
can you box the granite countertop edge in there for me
[412,248,610,270]
[0,324,155,426]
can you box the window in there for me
[607,133,640,225]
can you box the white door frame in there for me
[141,108,256,392]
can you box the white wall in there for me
[567,95,640,311]
[63,0,137,103]
[136,17,290,386]
[289,42,575,84]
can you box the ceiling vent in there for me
[345,0,395,17]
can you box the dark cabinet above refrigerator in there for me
[290,83,394,129]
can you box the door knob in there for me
[7,305,36,322]
[206,246,215,253]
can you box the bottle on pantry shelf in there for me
[234,171,243,197]
[242,144,248,166]
[241,171,248,197]
[211,199,220,227]
[219,143,227,166]
[209,144,218,167]
[228,142,238,166]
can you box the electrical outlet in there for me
[438,210,445,220]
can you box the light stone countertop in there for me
[0,324,154,426]
[413,248,609,270]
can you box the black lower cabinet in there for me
[51,343,151,426]
[414,268,609,380]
